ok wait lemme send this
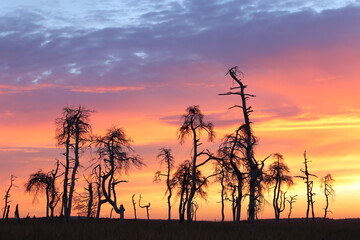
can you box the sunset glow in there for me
[1,0,360,221]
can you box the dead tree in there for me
[25,163,61,219]
[220,67,269,223]
[3,175,16,219]
[14,204,20,223]
[171,160,191,223]
[178,105,216,223]
[131,194,137,220]
[48,160,61,218]
[264,153,294,221]
[139,195,150,220]
[320,174,335,219]
[94,127,143,218]
[4,205,10,220]
[287,195,298,220]
[191,201,199,221]
[217,126,250,222]
[171,159,211,223]
[56,105,93,222]
[295,151,317,222]
[74,177,96,218]
[154,147,175,221]
[92,164,102,218]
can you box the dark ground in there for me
[0,218,359,240]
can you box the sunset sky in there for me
[1,0,360,220]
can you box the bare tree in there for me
[92,164,102,219]
[171,160,191,223]
[25,170,53,218]
[94,127,143,218]
[287,194,298,220]
[320,174,335,219]
[3,175,16,219]
[25,161,61,218]
[171,159,211,223]
[220,67,269,223]
[56,105,93,222]
[131,194,137,220]
[139,194,150,220]
[295,151,317,222]
[217,126,250,222]
[154,147,175,221]
[264,153,294,221]
[48,160,61,217]
[74,177,96,218]
[14,204,20,223]
[178,105,216,223]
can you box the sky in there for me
[0,0,360,220]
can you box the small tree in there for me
[139,195,150,220]
[287,195,298,220]
[295,151,317,222]
[131,194,137,220]
[154,147,175,221]
[25,171,53,218]
[320,174,335,219]
[3,175,16,219]
[264,153,294,221]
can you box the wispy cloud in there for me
[0,84,144,94]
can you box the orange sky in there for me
[1,1,360,221]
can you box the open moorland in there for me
[0,218,359,240]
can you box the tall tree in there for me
[154,147,175,221]
[295,151,317,222]
[264,153,294,221]
[320,174,335,219]
[56,105,92,222]
[178,105,215,223]
[94,127,143,218]
[220,67,269,223]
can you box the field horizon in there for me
[1,217,360,240]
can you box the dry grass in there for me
[0,218,359,240]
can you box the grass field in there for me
[0,218,359,240]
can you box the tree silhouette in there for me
[217,126,250,222]
[178,105,215,223]
[94,127,143,218]
[131,194,137,220]
[171,159,211,223]
[74,177,96,218]
[264,153,294,221]
[56,105,93,222]
[154,147,175,221]
[287,194,298,220]
[139,194,150,220]
[25,170,54,218]
[3,175,16,219]
[320,174,335,219]
[220,67,269,223]
[171,160,191,223]
[295,151,317,222]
